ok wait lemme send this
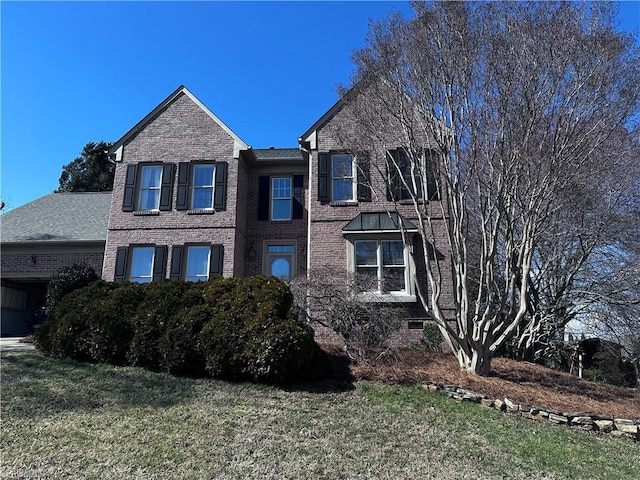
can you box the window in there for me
[265,243,296,280]
[387,148,440,201]
[331,154,356,201]
[318,151,371,203]
[138,165,163,210]
[169,244,224,281]
[271,177,292,220]
[185,246,211,282]
[176,162,228,211]
[258,175,304,221]
[191,164,215,210]
[129,246,156,283]
[353,239,408,294]
[122,163,175,212]
[114,245,168,283]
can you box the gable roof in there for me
[0,192,112,244]
[109,86,250,160]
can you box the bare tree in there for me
[338,2,640,375]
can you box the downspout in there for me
[299,138,314,325]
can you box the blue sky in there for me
[1,1,638,211]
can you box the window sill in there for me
[399,199,425,205]
[187,209,215,215]
[133,210,160,216]
[330,201,359,207]
[356,292,416,303]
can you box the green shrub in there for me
[421,322,443,353]
[160,304,212,376]
[127,281,198,370]
[46,262,99,312]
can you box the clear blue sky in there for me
[1,1,638,211]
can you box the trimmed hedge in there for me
[34,276,329,384]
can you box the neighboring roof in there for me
[109,86,250,159]
[342,212,418,233]
[252,148,304,162]
[0,192,112,243]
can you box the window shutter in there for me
[209,244,224,278]
[213,162,227,211]
[122,165,138,212]
[176,162,190,211]
[292,174,304,219]
[114,247,129,283]
[258,176,270,220]
[386,150,400,201]
[356,152,371,202]
[170,245,184,281]
[153,245,167,282]
[425,149,441,201]
[318,153,329,202]
[159,163,175,211]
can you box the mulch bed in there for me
[323,346,640,419]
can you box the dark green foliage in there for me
[35,276,329,384]
[46,262,99,312]
[159,304,212,375]
[56,141,115,192]
[127,281,196,370]
[421,322,443,353]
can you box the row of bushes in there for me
[34,276,330,384]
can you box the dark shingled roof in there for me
[252,148,303,161]
[0,192,112,243]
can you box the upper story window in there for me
[176,161,228,211]
[387,148,441,202]
[191,164,215,210]
[138,165,163,210]
[258,175,304,221]
[271,177,292,221]
[122,163,175,213]
[331,154,356,202]
[318,151,371,203]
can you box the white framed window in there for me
[271,177,292,220]
[331,153,356,201]
[138,165,163,211]
[264,243,296,280]
[348,237,414,299]
[191,164,215,210]
[130,246,155,283]
[185,246,211,282]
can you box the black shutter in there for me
[122,165,138,212]
[153,245,167,282]
[318,153,329,202]
[425,149,441,201]
[176,162,190,211]
[258,176,270,220]
[292,174,304,219]
[209,244,224,278]
[356,152,371,202]
[159,163,175,211]
[386,150,399,201]
[170,245,184,281]
[114,247,129,283]
[213,162,227,210]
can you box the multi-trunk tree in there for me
[339,2,640,375]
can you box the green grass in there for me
[1,351,638,479]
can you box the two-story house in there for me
[101,85,454,345]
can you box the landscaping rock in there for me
[548,414,569,424]
[615,423,639,435]
[504,398,518,411]
[480,399,494,408]
[595,420,614,432]
[494,399,507,412]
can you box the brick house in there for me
[103,85,454,345]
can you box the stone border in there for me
[421,382,639,441]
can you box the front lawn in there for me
[1,351,637,479]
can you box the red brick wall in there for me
[2,244,105,279]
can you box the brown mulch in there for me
[323,346,640,420]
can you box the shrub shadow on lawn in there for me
[282,349,357,394]
[1,351,197,418]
